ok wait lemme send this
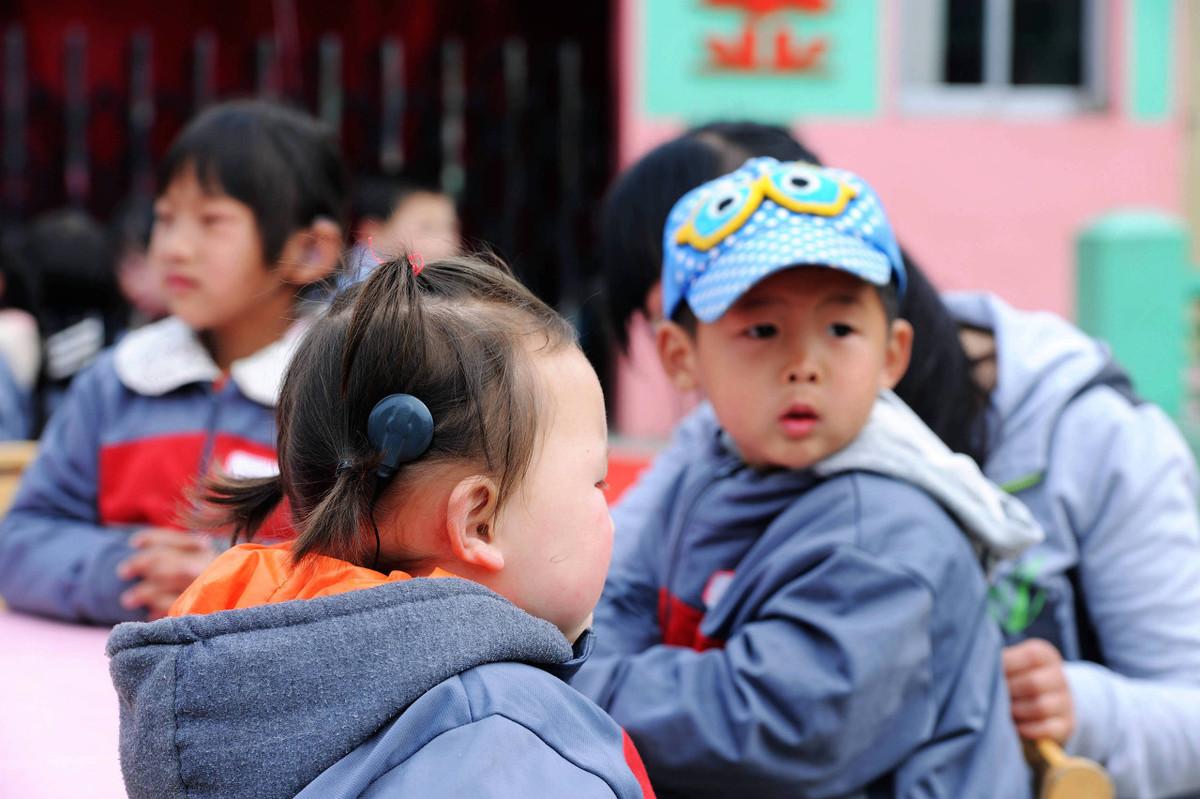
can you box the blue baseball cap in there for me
[662,157,906,323]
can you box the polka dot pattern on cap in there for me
[661,157,905,324]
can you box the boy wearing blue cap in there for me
[574,158,1038,797]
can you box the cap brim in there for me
[684,221,893,323]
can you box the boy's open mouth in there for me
[779,404,819,438]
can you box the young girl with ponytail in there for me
[107,254,655,799]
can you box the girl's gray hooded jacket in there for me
[107,577,653,799]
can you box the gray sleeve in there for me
[1053,389,1200,797]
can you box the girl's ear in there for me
[657,321,701,392]
[443,475,504,572]
[881,318,914,390]
[277,217,344,285]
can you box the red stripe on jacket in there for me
[657,588,725,651]
[622,729,657,798]
[98,432,291,536]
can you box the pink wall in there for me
[613,0,1186,437]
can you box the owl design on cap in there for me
[662,157,905,324]
[673,160,858,252]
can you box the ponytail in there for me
[291,462,379,564]
[195,474,284,545]
[197,252,575,569]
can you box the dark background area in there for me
[0,0,618,387]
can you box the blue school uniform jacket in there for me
[576,394,1034,798]
[107,576,654,799]
[0,317,298,623]
[0,353,30,440]
[946,292,1200,799]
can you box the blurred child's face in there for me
[150,167,291,335]
[660,267,911,470]
[490,346,613,642]
[117,249,170,320]
[378,192,460,263]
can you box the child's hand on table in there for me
[117,529,218,619]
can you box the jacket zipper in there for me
[196,383,222,481]
[660,458,740,639]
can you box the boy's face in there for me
[658,267,911,470]
[378,192,461,263]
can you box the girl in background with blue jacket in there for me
[0,100,346,623]
[108,255,655,799]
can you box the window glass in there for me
[943,0,985,84]
[1011,0,1084,86]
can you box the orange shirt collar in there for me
[169,541,454,617]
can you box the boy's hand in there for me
[1003,638,1075,744]
[117,529,218,619]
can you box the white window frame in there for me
[899,0,1107,116]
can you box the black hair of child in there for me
[12,208,127,432]
[201,253,577,567]
[0,245,34,313]
[599,121,820,353]
[17,208,123,326]
[893,248,991,465]
[158,99,349,266]
[109,194,155,254]
[352,173,448,227]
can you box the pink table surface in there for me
[0,609,124,797]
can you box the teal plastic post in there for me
[1076,211,1191,419]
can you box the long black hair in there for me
[894,248,991,464]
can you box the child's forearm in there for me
[0,510,140,623]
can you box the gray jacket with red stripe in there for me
[0,317,299,623]
[575,398,1033,798]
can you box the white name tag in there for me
[702,570,736,610]
[223,451,280,479]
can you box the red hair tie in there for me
[408,252,425,276]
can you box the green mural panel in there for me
[1130,0,1174,122]
[642,0,881,121]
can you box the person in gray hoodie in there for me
[108,254,655,799]
[943,291,1200,798]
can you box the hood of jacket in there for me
[815,389,1044,569]
[942,291,1113,488]
[107,574,575,799]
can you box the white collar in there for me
[113,316,311,407]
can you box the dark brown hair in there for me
[159,99,349,264]
[203,253,577,565]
